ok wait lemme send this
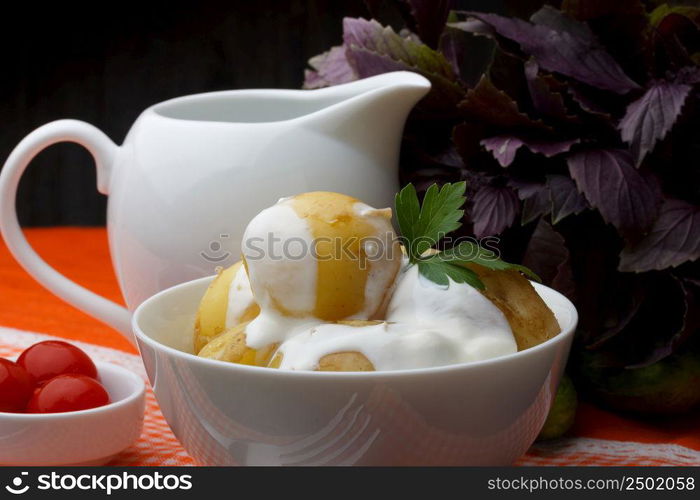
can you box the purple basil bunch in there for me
[305,1,700,413]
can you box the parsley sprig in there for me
[394,182,540,289]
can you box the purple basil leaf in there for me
[401,167,462,194]
[401,0,451,48]
[303,46,357,89]
[527,139,580,157]
[567,149,661,237]
[440,27,467,78]
[676,65,700,85]
[451,122,482,160]
[626,277,700,368]
[481,135,579,167]
[454,7,640,94]
[447,17,527,60]
[426,144,463,169]
[343,17,464,109]
[586,279,646,350]
[523,218,576,300]
[346,47,411,75]
[581,273,692,367]
[470,185,520,237]
[619,199,700,272]
[509,178,542,200]
[508,179,551,225]
[480,136,523,167]
[546,174,589,224]
[618,81,692,166]
[563,0,649,87]
[562,0,646,21]
[522,187,551,225]
[524,59,571,119]
[461,169,493,203]
[459,76,549,130]
[450,18,494,37]
[530,5,592,40]
[566,84,614,119]
[343,18,456,78]
[439,27,495,87]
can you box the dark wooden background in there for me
[0,0,499,226]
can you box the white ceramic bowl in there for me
[133,276,577,466]
[0,362,145,466]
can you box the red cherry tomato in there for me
[18,341,97,385]
[26,374,110,413]
[0,358,35,412]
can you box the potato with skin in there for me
[420,248,559,350]
[295,265,561,367]
[316,319,374,372]
[198,322,278,366]
[194,261,259,353]
[195,255,557,370]
[315,321,378,371]
[317,352,374,371]
[197,322,248,362]
[268,320,378,371]
[465,263,559,350]
[268,350,375,371]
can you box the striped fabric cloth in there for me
[1,228,699,466]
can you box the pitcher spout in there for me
[352,70,431,115]
[306,71,430,128]
[303,72,431,166]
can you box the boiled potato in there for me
[317,352,374,371]
[420,247,559,350]
[268,350,374,371]
[193,261,259,353]
[466,263,559,350]
[268,319,378,371]
[197,321,277,366]
[310,320,376,371]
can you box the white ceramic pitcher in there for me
[0,71,430,340]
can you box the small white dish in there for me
[0,361,145,466]
[133,276,577,466]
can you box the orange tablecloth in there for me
[1,228,699,466]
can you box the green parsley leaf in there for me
[394,182,540,289]
[395,181,466,261]
[417,255,485,289]
[440,241,541,282]
[395,183,421,258]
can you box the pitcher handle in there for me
[0,120,133,340]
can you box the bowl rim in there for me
[0,361,145,420]
[132,275,578,380]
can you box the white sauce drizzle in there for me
[275,265,518,370]
[350,202,399,319]
[227,197,524,371]
[224,263,255,328]
[242,200,317,348]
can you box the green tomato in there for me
[538,374,577,440]
[577,350,700,415]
